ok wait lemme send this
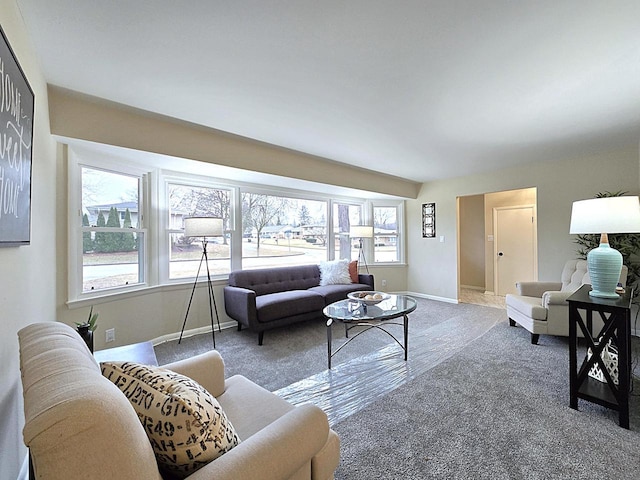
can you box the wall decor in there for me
[422,202,436,238]
[0,24,34,246]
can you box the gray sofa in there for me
[224,264,374,345]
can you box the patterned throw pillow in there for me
[101,361,240,478]
[348,260,359,283]
[319,259,352,285]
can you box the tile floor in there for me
[459,287,506,309]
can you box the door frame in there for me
[493,204,538,296]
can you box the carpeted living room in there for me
[3,2,640,480]
[155,297,640,479]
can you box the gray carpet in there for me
[154,297,493,392]
[333,321,640,479]
[154,298,640,479]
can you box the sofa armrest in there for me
[542,290,573,307]
[186,404,330,480]
[163,350,226,397]
[516,282,562,298]
[223,286,258,328]
[358,274,374,289]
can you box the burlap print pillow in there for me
[101,361,240,478]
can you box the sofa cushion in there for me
[506,295,548,321]
[309,283,371,305]
[228,265,321,296]
[256,290,325,323]
[101,361,240,478]
[319,259,352,285]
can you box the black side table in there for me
[567,284,633,428]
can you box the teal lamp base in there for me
[587,243,623,298]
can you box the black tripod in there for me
[178,239,221,347]
[357,238,370,274]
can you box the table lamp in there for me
[569,196,640,298]
[349,225,374,274]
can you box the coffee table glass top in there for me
[324,294,417,322]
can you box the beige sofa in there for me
[18,322,339,480]
[506,259,628,344]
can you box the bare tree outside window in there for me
[242,193,290,255]
[333,203,363,261]
[241,193,328,269]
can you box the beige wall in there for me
[458,194,485,289]
[0,1,57,478]
[407,148,640,301]
[48,86,421,200]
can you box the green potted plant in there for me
[76,306,99,352]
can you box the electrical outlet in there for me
[381,279,387,288]
[105,328,115,343]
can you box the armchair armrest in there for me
[223,286,258,328]
[187,404,330,480]
[542,290,574,308]
[516,282,562,298]
[163,350,226,397]
[358,274,374,289]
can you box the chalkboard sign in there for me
[0,24,34,246]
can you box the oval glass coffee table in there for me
[323,294,417,369]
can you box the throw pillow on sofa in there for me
[319,259,352,285]
[348,260,359,283]
[101,361,240,478]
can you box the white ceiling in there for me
[16,0,640,183]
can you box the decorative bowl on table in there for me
[347,291,391,305]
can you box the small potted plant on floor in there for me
[76,306,99,353]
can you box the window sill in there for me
[67,277,229,310]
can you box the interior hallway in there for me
[460,287,506,309]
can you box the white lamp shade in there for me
[184,217,224,237]
[569,196,640,298]
[349,225,374,238]
[569,196,640,234]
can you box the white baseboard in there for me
[402,291,458,304]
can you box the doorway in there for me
[494,205,537,296]
[457,187,538,307]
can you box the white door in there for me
[494,205,537,296]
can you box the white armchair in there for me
[506,260,628,344]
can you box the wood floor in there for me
[459,287,505,309]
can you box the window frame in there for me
[160,172,237,284]
[330,200,366,262]
[68,150,401,305]
[371,200,405,265]
[239,185,332,269]
[68,153,150,302]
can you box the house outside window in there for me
[241,192,328,269]
[373,204,401,263]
